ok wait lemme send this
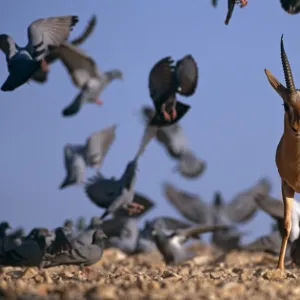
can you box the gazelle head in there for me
[265,34,300,137]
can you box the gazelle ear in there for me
[265,69,289,100]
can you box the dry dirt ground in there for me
[0,244,300,300]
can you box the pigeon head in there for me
[0,221,11,235]
[92,230,107,247]
[63,219,74,229]
[106,69,123,81]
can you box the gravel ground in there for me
[0,244,300,300]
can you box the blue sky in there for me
[0,1,297,243]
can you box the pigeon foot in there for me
[170,108,177,120]
[162,111,171,122]
[239,0,248,8]
[127,202,144,215]
[96,99,103,105]
[40,59,49,73]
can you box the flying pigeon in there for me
[1,228,51,267]
[59,124,117,189]
[147,55,198,126]
[52,42,123,117]
[0,15,79,91]
[41,227,107,268]
[225,0,248,25]
[151,222,228,265]
[85,125,157,221]
[31,15,97,84]
[280,0,300,14]
[142,106,206,179]
[164,178,271,226]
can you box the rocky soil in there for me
[0,244,300,300]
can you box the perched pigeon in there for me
[151,223,228,265]
[62,219,74,239]
[0,222,11,256]
[52,43,123,117]
[225,0,248,25]
[31,15,97,84]
[85,125,157,221]
[41,227,107,268]
[280,0,300,14]
[147,55,198,126]
[60,124,117,189]
[0,15,79,91]
[76,217,87,233]
[1,228,51,267]
[142,106,206,179]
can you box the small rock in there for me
[162,270,180,279]
[262,269,286,281]
[210,272,223,280]
[21,267,38,279]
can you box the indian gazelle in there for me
[265,34,300,270]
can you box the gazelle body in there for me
[265,35,300,271]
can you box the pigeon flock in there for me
[1,1,300,275]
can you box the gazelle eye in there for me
[283,103,289,112]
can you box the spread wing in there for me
[225,0,237,25]
[55,43,99,87]
[27,15,79,61]
[280,0,300,14]
[85,125,117,168]
[176,55,198,96]
[0,34,17,62]
[70,15,97,46]
[135,125,158,159]
[255,196,284,220]
[148,56,174,106]
[31,15,97,83]
[163,182,213,225]
[180,224,229,238]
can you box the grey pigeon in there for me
[60,124,117,189]
[151,223,228,265]
[280,0,300,14]
[0,222,11,256]
[76,217,87,233]
[42,227,107,268]
[142,106,206,179]
[147,55,198,127]
[0,15,79,91]
[31,15,97,84]
[62,219,74,239]
[52,43,123,117]
[85,125,157,221]
[211,192,249,251]
[163,179,270,238]
[1,228,51,267]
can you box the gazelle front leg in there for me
[277,180,295,270]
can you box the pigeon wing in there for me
[55,42,99,87]
[27,15,79,60]
[255,196,284,220]
[0,34,17,61]
[176,55,198,96]
[163,182,212,225]
[148,56,174,106]
[180,224,229,238]
[85,125,117,168]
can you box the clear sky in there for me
[0,1,297,243]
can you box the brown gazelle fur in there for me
[265,35,300,271]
